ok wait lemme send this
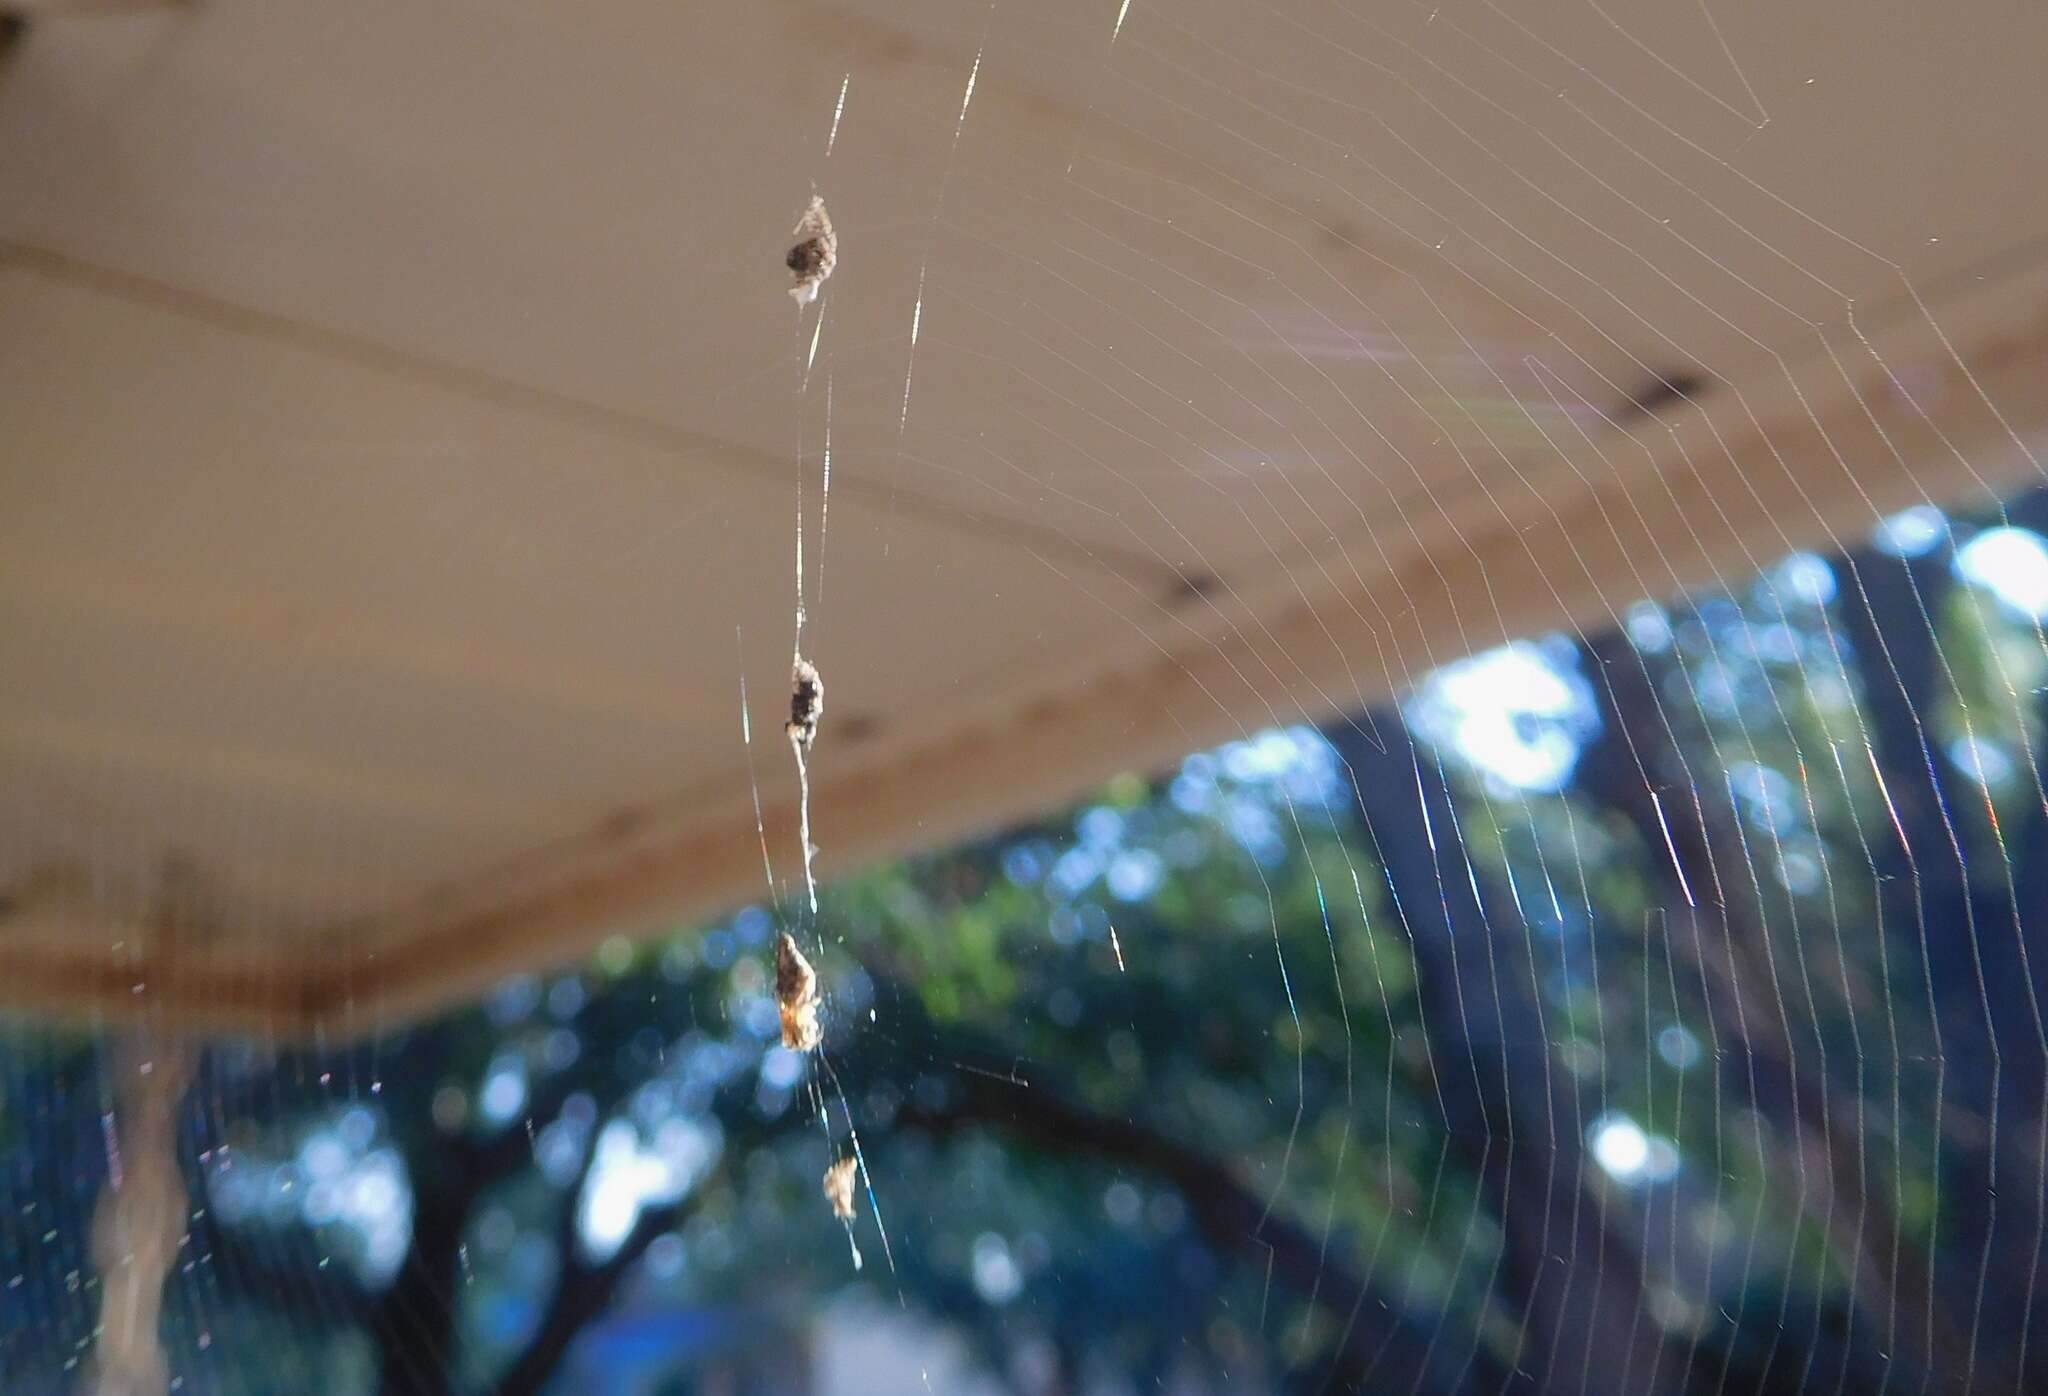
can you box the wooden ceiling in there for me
[3,0,2046,1034]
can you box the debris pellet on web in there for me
[786,196,837,308]
[786,656,823,751]
[822,1148,865,1270]
[822,1155,859,1220]
[786,656,825,912]
[775,932,822,1052]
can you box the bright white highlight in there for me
[1589,1113,1681,1185]
[1874,505,1946,557]
[478,1058,526,1124]
[957,51,982,132]
[827,74,849,155]
[1408,643,1593,792]
[577,1118,718,1261]
[971,1232,1022,1303]
[1958,526,2048,619]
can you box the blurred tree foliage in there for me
[9,495,2048,1394]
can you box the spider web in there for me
[5,0,2048,1392]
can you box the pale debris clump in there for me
[776,931,822,1052]
[786,196,837,307]
[786,655,824,751]
[786,655,824,913]
[822,1156,859,1221]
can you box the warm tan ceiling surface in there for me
[3,0,2047,1035]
